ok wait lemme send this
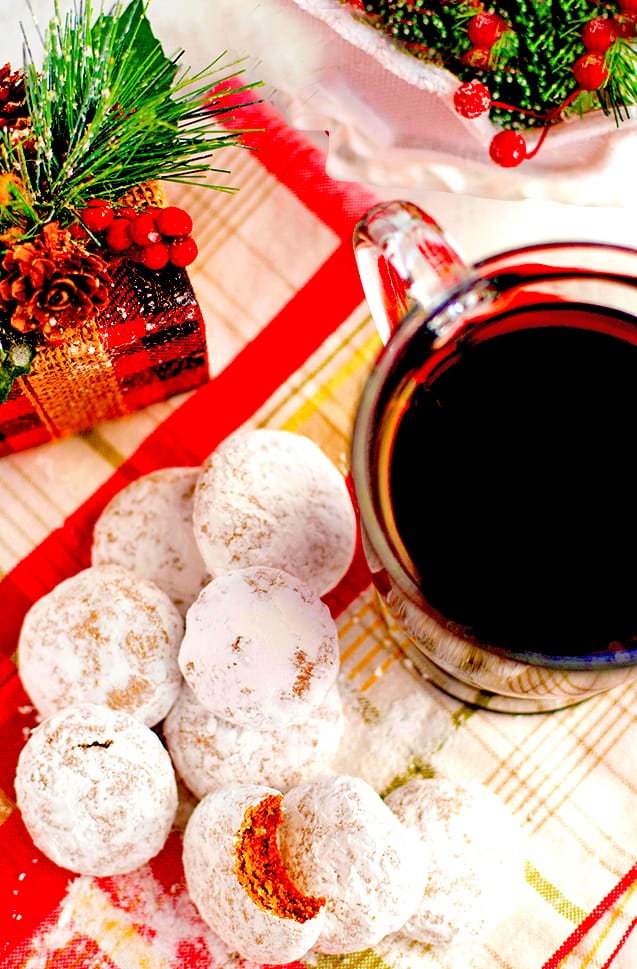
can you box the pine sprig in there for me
[601,38,637,124]
[488,28,518,69]
[20,0,262,222]
[0,149,40,236]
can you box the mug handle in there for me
[353,200,470,344]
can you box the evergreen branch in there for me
[358,0,629,128]
[489,29,518,69]
[601,38,637,125]
[19,0,261,220]
[0,139,43,235]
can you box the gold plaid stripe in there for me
[316,952,391,969]
[526,862,587,924]
[257,309,378,465]
[337,593,405,693]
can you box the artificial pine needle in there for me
[0,0,261,400]
[9,0,261,223]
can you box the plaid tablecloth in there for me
[1,93,637,969]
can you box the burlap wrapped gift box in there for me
[0,182,209,458]
[0,261,208,457]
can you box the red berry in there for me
[129,212,162,247]
[85,197,112,210]
[467,13,507,48]
[80,201,114,233]
[582,17,618,52]
[68,222,90,241]
[461,46,492,69]
[489,130,527,167]
[453,80,492,118]
[573,52,609,91]
[116,206,138,221]
[105,218,133,252]
[619,0,637,10]
[168,237,198,267]
[156,205,193,237]
[141,242,170,270]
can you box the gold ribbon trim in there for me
[17,317,128,438]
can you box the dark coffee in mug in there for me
[379,301,637,661]
[353,199,637,709]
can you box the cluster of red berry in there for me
[461,12,508,70]
[75,200,198,271]
[454,8,634,168]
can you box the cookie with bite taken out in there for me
[183,783,326,964]
[279,773,429,953]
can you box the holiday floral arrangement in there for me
[0,0,258,449]
[341,0,637,167]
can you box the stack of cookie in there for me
[13,427,525,964]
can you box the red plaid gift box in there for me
[0,257,208,457]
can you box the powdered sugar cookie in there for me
[384,776,525,943]
[279,774,428,954]
[15,703,178,876]
[18,564,184,727]
[178,566,340,729]
[164,682,344,799]
[183,783,326,964]
[193,428,357,597]
[91,466,209,617]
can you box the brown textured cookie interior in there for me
[234,793,325,923]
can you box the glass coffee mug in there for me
[351,200,637,713]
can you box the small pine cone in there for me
[0,63,30,131]
[0,222,112,344]
[0,62,35,155]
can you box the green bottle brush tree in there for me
[344,0,637,166]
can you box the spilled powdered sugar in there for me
[19,863,240,969]
[331,679,454,795]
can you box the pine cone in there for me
[0,222,112,344]
[0,63,31,137]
